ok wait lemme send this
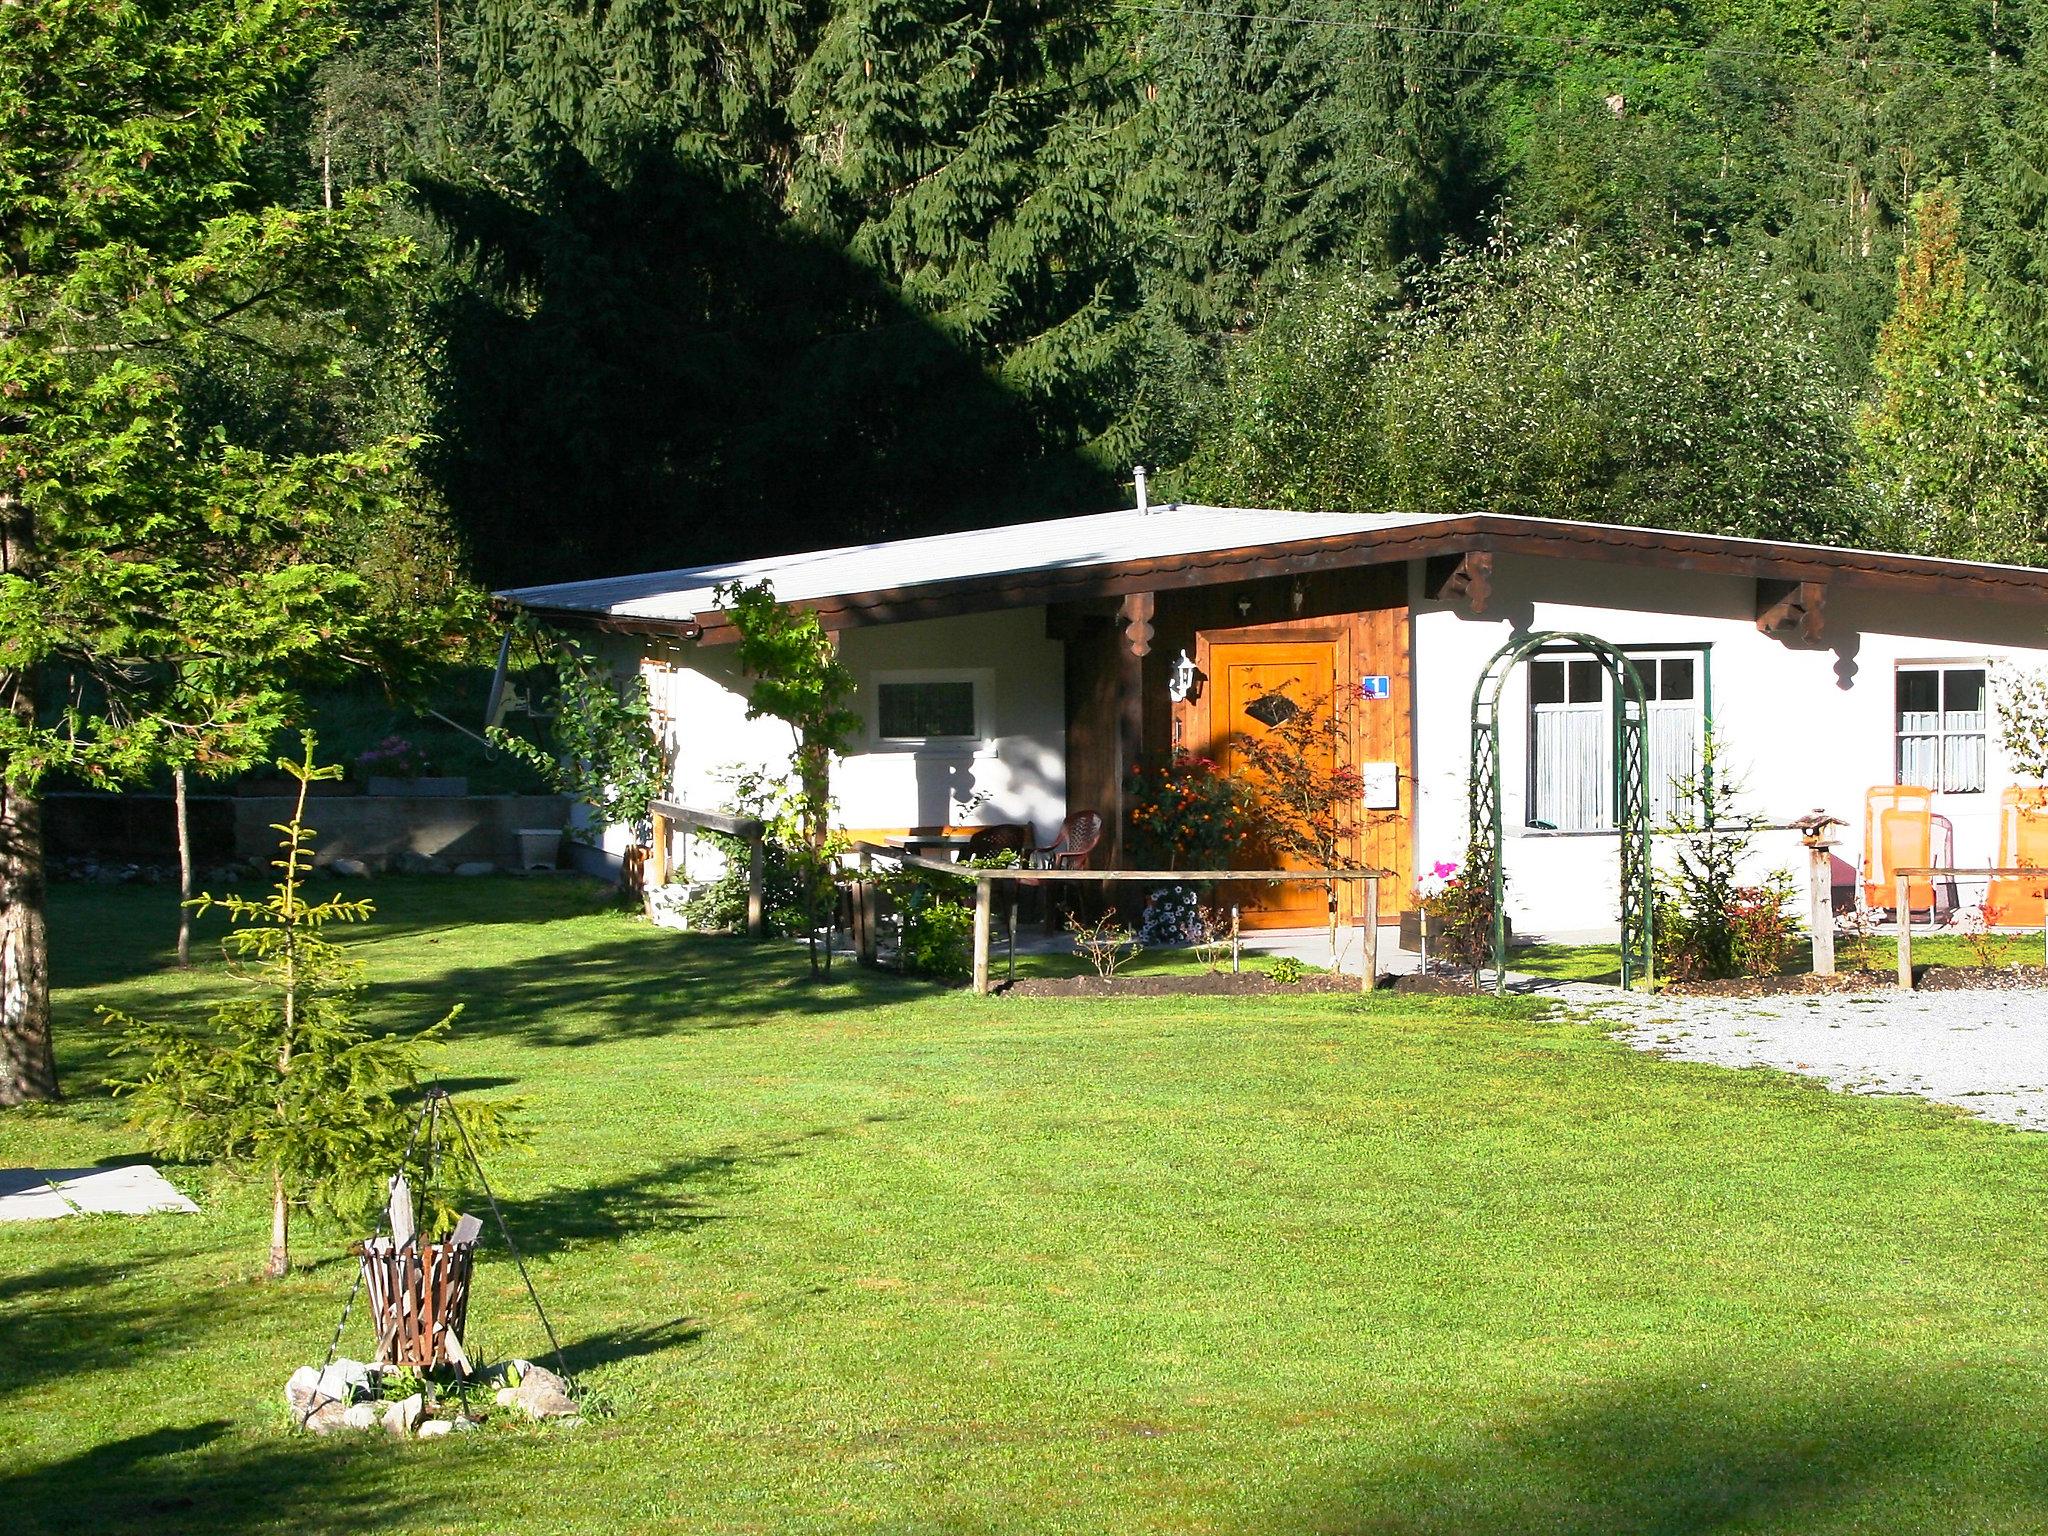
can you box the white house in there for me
[499,504,2048,935]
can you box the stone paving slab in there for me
[0,1164,198,1221]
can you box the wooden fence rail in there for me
[849,841,1390,996]
[1892,866,2048,990]
[648,800,767,938]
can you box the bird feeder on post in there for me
[1793,810,1847,976]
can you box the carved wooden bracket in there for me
[1120,591,1155,659]
[1756,578,1826,642]
[1425,550,1493,615]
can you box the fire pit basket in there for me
[361,1235,477,1369]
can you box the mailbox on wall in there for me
[1360,761,1399,810]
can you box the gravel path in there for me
[1554,982,2048,1129]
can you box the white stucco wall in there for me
[623,606,1067,873]
[1410,556,2048,934]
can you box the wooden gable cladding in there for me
[1425,550,1494,615]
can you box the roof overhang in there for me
[498,513,2048,645]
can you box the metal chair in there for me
[962,824,1032,980]
[1029,811,1105,932]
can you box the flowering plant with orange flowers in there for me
[1126,753,1257,870]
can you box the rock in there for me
[383,1392,424,1439]
[494,1386,517,1408]
[394,850,441,875]
[509,1363,578,1421]
[285,1366,322,1416]
[453,860,496,877]
[300,1402,351,1435]
[342,1403,381,1431]
[416,1418,453,1439]
[330,857,372,878]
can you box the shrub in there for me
[1265,954,1307,985]
[1126,754,1257,870]
[1655,735,1797,982]
[1068,911,1141,980]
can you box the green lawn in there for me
[9,878,2048,1534]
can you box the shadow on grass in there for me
[377,934,943,1048]
[0,1250,231,1405]
[479,1122,874,1260]
[560,1314,706,1376]
[7,1419,438,1536]
[1290,1367,2048,1534]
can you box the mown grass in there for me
[8,877,2048,1534]
[1515,932,2048,986]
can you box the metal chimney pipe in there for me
[1134,464,1149,515]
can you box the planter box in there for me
[646,881,712,931]
[516,826,563,871]
[365,775,469,798]
[1399,910,1511,953]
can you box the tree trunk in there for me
[174,767,193,967]
[0,667,56,1105]
[267,1168,290,1278]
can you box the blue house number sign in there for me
[1359,675,1391,700]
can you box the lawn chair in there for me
[1988,787,2048,926]
[1864,786,1934,917]
[1027,810,1105,933]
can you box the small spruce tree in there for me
[112,738,505,1278]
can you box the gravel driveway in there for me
[1557,982,2048,1129]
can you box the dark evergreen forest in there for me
[248,0,2048,582]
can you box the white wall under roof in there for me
[1411,554,2048,935]
[599,607,1066,878]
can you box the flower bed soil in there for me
[1001,972,1368,998]
[1667,965,2048,997]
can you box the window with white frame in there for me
[1527,650,1705,831]
[1895,664,1986,793]
[871,669,989,747]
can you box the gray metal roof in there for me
[495,505,1447,622]
[496,501,2048,629]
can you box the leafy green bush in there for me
[1265,954,1307,985]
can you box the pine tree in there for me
[1858,185,2048,561]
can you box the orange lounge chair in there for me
[1864,786,1936,915]
[1987,787,2048,926]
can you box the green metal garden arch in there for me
[1468,632,1655,992]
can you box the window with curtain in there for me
[1528,651,1705,831]
[1895,665,1986,793]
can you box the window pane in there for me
[1944,667,1986,724]
[1531,707,1610,830]
[1530,660,1566,706]
[1897,734,1939,787]
[1648,706,1700,826]
[1568,659,1605,704]
[877,680,977,739]
[1660,658,1695,701]
[1896,669,1938,723]
[1943,733,1986,793]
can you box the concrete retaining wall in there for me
[231,794,572,870]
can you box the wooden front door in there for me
[1210,638,1342,928]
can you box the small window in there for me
[1896,664,1986,793]
[870,670,989,746]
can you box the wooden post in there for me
[1231,905,1241,973]
[650,810,671,887]
[746,837,766,939]
[1896,874,1913,991]
[856,848,875,965]
[972,878,993,995]
[1360,877,1379,995]
[1807,843,1835,977]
